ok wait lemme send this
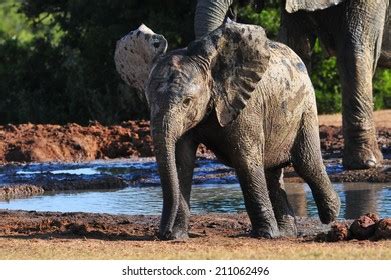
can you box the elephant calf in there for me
[115,22,340,240]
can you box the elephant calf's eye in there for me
[183,98,192,107]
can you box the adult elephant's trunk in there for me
[194,0,233,39]
[152,116,181,240]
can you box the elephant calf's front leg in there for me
[236,162,280,238]
[169,136,198,239]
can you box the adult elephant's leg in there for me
[265,168,297,237]
[278,11,315,71]
[336,0,387,169]
[235,156,280,238]
[170,135,198,239]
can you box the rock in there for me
[374,218,391,240]
[326,223,350,242]
[366,213,380,223]
[349,214,378,240]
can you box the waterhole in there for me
[0,159,390,219]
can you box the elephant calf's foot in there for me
[318,192,340,224]
[343,144,383,170]
[250,227,280,239]
[278,216,297,237]
[159,228,189,240]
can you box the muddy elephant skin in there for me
[115,22,340,240]
[194,0,391,170]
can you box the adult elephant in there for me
[194,0,391,170]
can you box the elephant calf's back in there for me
[257,42,316,168]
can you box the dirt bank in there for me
[0,121,154,163]
[0,111,390,163]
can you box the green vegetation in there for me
[0,0,390,124]
[0,0,31,42]
[238,5,280,38]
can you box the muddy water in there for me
[0,159,390,219]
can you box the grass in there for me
[1,237,391,260]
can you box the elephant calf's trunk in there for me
[153,134,180,240]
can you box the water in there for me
[0,159,390,219]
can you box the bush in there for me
[0,0,390,124]
[0,0,196,124]
[373,69,391,110]
[238,6,280,39]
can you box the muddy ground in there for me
[0,211,330,240]
[0,211,390,259]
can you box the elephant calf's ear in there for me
[206,22,270,127]
[114,24,168,104]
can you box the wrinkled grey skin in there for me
[115,22,340,240]
[195,0,391,170]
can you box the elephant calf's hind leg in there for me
[265,168,297,237]
[292,112,340,224]
[236,161,280,238]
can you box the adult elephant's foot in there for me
[343,141,383,170]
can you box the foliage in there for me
[310,42,342,114]
[0,0,390,124]
[0,0,196,124]
[238,5,280,38]
[373,69,391,110]
[311,41,391,114]
[0,0,32,42]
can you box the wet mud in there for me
[0,184,44,200]
[284,159,391,183]
[0,210,389,242]
[0,210,329,241]
[0,174,127,199]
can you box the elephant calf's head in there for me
[146,52,211,136]
[115,22,271,131]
